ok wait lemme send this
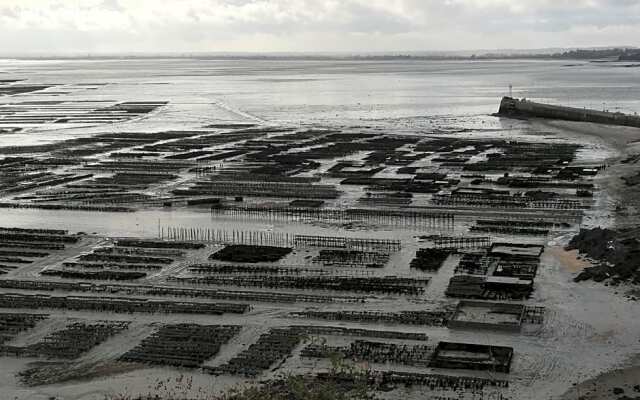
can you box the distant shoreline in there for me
[0,56,635,62]
[0,47,638,62]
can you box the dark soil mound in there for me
[566,227,640,284]
[566,227,620,262]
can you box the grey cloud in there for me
[100,0,125,12]
[0,6,19,19]
[338,3,416,34]
[0,0,638,53]
[604,0,640,6]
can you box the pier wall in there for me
[497,96,640,128]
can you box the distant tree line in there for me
[472,47,640,61]
[354,48,640,61]
[618,49,640,61]
[551,48,640,61]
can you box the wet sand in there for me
[534,120,640,400]
[559,361,640,400]
[535,119,640,228]
[549,246,592,273]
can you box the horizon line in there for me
[0,45,637,58]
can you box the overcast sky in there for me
[0,0,638,54]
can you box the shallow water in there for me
[1,57,633,236]
[0,207,459,240]
[1,58,639,146]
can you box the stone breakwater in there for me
[497,96,640,128]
